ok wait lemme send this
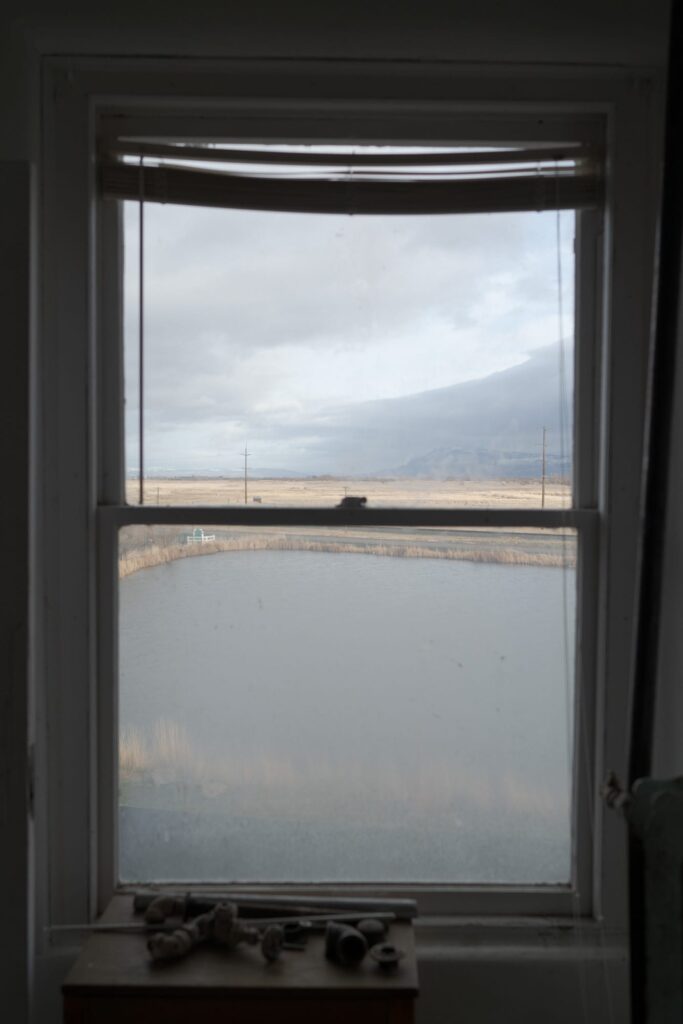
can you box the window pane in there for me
[124,200,574,507]
[118,524,576,883]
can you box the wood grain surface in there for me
[63,895,417,1022]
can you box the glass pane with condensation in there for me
[118,524,576,883]
[123,180,575,508]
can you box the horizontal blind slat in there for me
[101,162,601,214]
[105,140,592,168]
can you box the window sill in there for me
[415,917,628,1023]
[38,916,628,1024]
[416,913,627,955]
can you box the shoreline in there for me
[119,534,575,578]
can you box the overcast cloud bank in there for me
[123,201,574,476]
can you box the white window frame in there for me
[36,58,661,939]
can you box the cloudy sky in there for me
[124,198,574,476]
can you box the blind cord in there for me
[138,157,145,505]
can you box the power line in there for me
[541,426,547,509]
[243,446,251,504]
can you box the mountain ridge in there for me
[305,342,573,477]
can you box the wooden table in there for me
[63,896,418,1023]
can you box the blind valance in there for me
[100,142,602,215]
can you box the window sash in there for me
[93,104,601,914]
[101,506,588,529]
[39,56,659,938]
[102,504,595,907]
[101,153,590,895]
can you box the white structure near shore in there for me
[185,527,216,545]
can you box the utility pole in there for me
[243,446,250,504]
[541,426,547,509]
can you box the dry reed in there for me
[119,726,148,777]
[119,535,574,578]
[119,718,563,826]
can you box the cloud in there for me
[123,201,574,473]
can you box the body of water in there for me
[119,547,575,884]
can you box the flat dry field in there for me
[127,476,571,509]
[120,477,575,576]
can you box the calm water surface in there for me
[119,549,575,884]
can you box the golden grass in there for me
[119,533,574,578]
[152,718,198,777]
[119,726,148,778]
[119,477,574,576]
[120,719,199,783]
[119,719,564,825]
[127,475,571,510]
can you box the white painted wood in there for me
[573,510,600,915]
[100,506,591,529]
[416,919,628,1024]
[40,68,95,929]
[575,208,603,510]
[95,509,119,913]
[98,106,606,148]
[97,98,598,925]
[95,194,124,911]
[40,64,662,998]
[119,882,580,918]
[97,201,125,507]
[592,76,664,927]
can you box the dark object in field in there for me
[336,495,367,508]
[356,918,387,946]
[370,942,405,969]
[325,921,368,966]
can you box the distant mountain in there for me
[390,446,570,480]
[127,467,309,479]
[131,344,574,480]
[303,343,573,478]
[238,468,309,479]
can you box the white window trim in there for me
[36,58,661,946]
[98,125,596,913]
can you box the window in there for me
[99,134,597,896]
[40,61,658,926]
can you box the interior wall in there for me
[0,3,672,1023]
[0,0,671,163]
